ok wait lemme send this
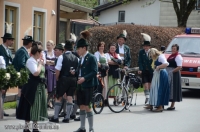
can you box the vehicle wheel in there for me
[92,93,104,114]
[106,84,128,113]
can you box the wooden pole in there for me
[56,0,61,44]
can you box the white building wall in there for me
[159,2,200,27]
[98,0,160,26]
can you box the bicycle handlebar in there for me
[115,67,139,75]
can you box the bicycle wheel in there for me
[107,84,128,113]
[92,93,104,114]
[125,87,134,110]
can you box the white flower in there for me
[17,72,21,78]
[5,73,11,80]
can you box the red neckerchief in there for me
[109,52,118,59]
[167,52,179,61]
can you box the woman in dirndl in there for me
[44,40,56,108]
[105,43,122,105]
[17,43,48,132]
[94,42,109,104]
[166,44,183,110]
[144,48,170,112]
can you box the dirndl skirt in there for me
[149,69,170,106]
[166,67,182,102]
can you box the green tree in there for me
[121,0,197,27]
[66,0,98,8]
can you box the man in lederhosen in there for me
[73,31,98,132]
[138,33,153,104]
[13,35,34,108]
[0,32,14,117]
[49,40,79,123]
[116,30,131,69]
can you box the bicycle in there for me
[92,72,105,114]
[106,67,142,113]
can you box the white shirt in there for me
[26,57,38,74]
[118,44,124,54]
[105,53,122,61]
[46,50,55,59]
[0,56,6,69]
[145,49,150,57]
[175,55,183,66]
[94,51,109,64]
[158,54,169,66]
[118,44,124,60]
[79,51,89,77]
[55,51,79,71]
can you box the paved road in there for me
[0,89,200,132]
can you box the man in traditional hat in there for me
[54,43,64,65]
[138,33,154,104]
[13,35,34,108]
[0,33,14,66]
[49,40,79,123]
[72,30,98,132]
[0,32,14,117]
[116,30,131,69]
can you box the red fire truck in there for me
[164,28,200,89]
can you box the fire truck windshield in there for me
[165,37,200,55]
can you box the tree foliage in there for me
[66,0,98,8]
[121,0,197,27]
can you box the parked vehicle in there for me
[164,28,200,89]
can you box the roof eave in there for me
[60,0,94,14]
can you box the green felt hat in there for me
[76,38,89,48]
[64,40,74,50]
[54,43,64,50]
[117,34,126,41]
[22,35,34,42]
[142,41,151,46]
[1,33,14,39]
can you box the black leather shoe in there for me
[32,129,41,132]
[49,117,59,123]
[89,129,94,132]
[59,112,66,117]
[23,129,31,132]
[70,115,76,119]
[4,113,9,116]
[73,128,86,132]
[62,118,69,123]
[166,107,175,110]
[74,116,80,121]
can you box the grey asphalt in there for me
[0,89,200,132]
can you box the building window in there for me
[33,11,44,42]
[5,5,17,51]
[118,11,125,22]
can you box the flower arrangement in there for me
[17,68,29,87]
[0,65,29,90]
[4,65,19,90]
[0,68,10,90]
